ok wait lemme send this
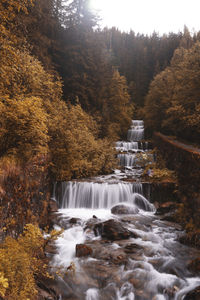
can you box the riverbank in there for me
[154,132,200,248]
[47,120,200,299]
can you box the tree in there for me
[61,0,98,29]
[0,97,49,160]
[101,70,133,139]
[49,103,116,180]
[101,28,182,107]
[144,41,200,143]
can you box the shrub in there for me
[0,224,47,300]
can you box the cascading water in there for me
[56,181,154,212]
[118,154,136,168]
[127,120,144,142]
[116,120,151,170]
[116,141,139,152]
[52,120,200,300]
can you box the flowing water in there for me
[51,120,200,300]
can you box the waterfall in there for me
[116,141,139,152]
[52,119,200,300]
[117,154,136,167]
[117,119,147,170]
[55,181,154,212]
[127,128,144,142]
[127,119,144,142]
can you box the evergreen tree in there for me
[101,70,133,139]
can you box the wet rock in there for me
[134,289,149,299]
[82,260,121,289]
[99,283,118,300]
[84,217,101,231]
[110,250,127,265]
[69,217,81,225]
[37,278,59,300]
[94,219,133,240]
[83,240,111,261]
[76,244,93,257]
[156,201,176,215]
[45,242,58,255]
[84,239,128,265]
[62,269,98,297]
[54,215,71,230]
[163,285,179,297]
[124,243,143,253]
[49,199,59,213]
[36,277,76,300]
[48,212,63,227]
[111,204,139,215]
[37,288,55,300]
[184,286,200,299]
[129,277,142,289]
[162,212,177,222]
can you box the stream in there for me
[51,120,200,300]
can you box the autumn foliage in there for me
[0,224,48,300]
[0,1,128,296]
[144,41,200,144]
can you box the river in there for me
[51,120,200,300]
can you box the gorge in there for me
[50,120,200,300]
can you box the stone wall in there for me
[154,132,200,246]
[154,132,200,194]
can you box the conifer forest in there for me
[0,1,200,299]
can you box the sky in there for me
[90,0,200,35]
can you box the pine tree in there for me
[101,70,133,139]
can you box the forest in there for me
[0,0,200,299]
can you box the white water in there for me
[54,225,86,268]
[118,154,137,167]
[57,181,154,212]
[53,205,200,299]
[127,128,144,141]
[116,141,139,152]
[52,120,200,300]
[127,120,144,142]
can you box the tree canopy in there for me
[144,41,200,143]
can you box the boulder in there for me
[49,199,59,213]
[56,216,71,230]
[110,250,127,265]
[84,217,101,231]
[124,243,143,253]
[156,201,176,215]
[162,213,177,222]
[76,244,93,257]
[69,217,81,225]
[94,219,134,240]
[111,204,139,215]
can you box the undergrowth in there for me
[0,224,62,300]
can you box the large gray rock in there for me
[94,219,136,240]
[111,204,139,215]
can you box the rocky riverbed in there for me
[46,120,200,300]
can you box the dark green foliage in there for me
[100,28,182,106]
